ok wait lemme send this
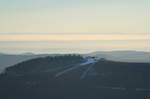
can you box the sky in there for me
[0,0,150,33]
[0,33,150,54]
[0,0,150,53]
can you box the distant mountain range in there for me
[87,50,150,63]
[0,55,150,99]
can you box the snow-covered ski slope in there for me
[55,57,97,78]
[80,58,97,66]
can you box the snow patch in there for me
[80,58,97,66]
[55,57,97,78]
[80,64,95,79]
[55,65,80,77]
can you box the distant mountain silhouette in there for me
[87,50,150,63]
[0,55,150,99]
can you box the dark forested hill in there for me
[1,51,150,73]
[0,55,150,99]
[0,53,58,73]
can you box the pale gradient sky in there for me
[0,0,150,33]
[0,0,150,53]
[0,33,150,41]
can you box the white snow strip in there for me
[55,58,97,78]
[80,58,97,66]
[55,65,80,77]
[80,64,95,79]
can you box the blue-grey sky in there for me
[0,0,150,33]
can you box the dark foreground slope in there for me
[0,55,150,99]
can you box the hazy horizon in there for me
[0,33,150,54]
[0,0,150,54]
